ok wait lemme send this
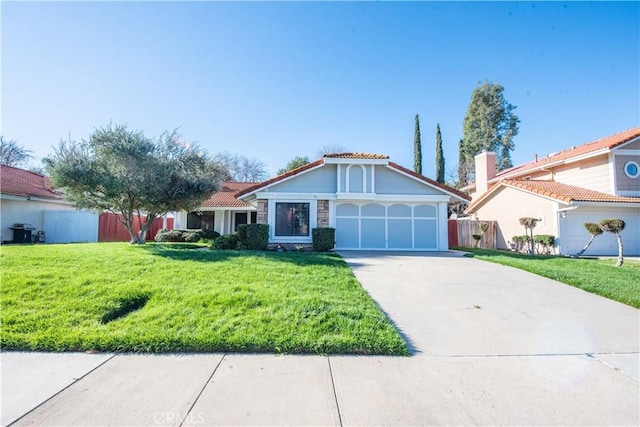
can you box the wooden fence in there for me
[449,219,497,249]
[98,212,173,242]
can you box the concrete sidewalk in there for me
[2,252,639,426]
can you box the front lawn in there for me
[457,247,640,308]
[1,243,408,355]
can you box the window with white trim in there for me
[275,203,310,236]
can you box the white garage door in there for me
[335,203,438,250]
[560,207,640,256]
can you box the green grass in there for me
[456,247,640,308]
[1,243,408,355]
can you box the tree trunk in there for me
[615,233,624,267]
[574,234,598,258]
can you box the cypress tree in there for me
[435,123,445,183]
[414,114,422,174]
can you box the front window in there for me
[275,203,310,236]
[187,211,215,230]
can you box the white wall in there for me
[1,198,73,243]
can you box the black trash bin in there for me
[10,224,35,243]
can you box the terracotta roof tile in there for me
[495,127,640,179]
[323,153,389,159]
[388,162,471,202]
[0,165,61,199]
[201,181,256,208]
[466,179,640,213]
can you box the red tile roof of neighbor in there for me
[495,127,640,179]
[201,181,256,208]
[0,165,61,199]
[466,179,640,213]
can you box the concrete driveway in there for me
[2,252,638,426]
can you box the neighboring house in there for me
[230,153,469,250]
[464,127,640,256]
[0,164,99,243]
[173,181,258,235]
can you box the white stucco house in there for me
[464,127,640,256]
[0,165,98,243]
[178,153,470,250]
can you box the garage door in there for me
[335,203,438,250]
[561,207,640,256]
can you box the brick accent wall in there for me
[317,200,330,227]
[257,199,268,224]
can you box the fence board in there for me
[454,219,497,249]
[98,213,173,242]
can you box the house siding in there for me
[615,154,640,192]
[267,165,337,193]
[375,167,442,195]
[0,198,80,243]
[471,186,557,250]
[623,139,640,149]
[550,155,611,193]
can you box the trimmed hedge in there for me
[237,224,269,250]
[212,234,240,250]
[155,229,220,243]
[312,228,335,252]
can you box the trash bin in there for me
[10,223,35,243]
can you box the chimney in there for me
[475,151,496,195]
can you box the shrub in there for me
[312,228,335,252]
[511,235,530,253]
[211,234,240,250]
[199,229,220,241]
[154,229,186,242]
[184,231,202,243]
[237,224,269,250]
[534,234,556,254]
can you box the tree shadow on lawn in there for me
[138,244,348,268]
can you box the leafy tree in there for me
[599,219,626,267]
[45,124,224,244]
[574,223,604,258]
[213,152,267,182]
[456,138,470,187]
[0,136,33,167]
[277,156,310,175]
[413,114,422,174]
[462,81,520,176]
[435,123,445,183]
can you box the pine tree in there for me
[435,123,445,183]
[413,114,422,174]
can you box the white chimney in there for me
[475,152,496,195]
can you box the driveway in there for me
[3,252,639,426]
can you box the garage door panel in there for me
[336,218,359,248]
[388,219,412,248]
[563,208,640,256]
[415,219,437,249]
[361,219,385,248]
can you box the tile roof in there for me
[388,162,471,202]
[201,181,256,208]
[495,127,640,180]
[323,153,389,159]
[466,179,640,213]
[0,165,61,199]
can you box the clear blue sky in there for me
[2,1,639,180]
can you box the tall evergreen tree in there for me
[413,114,422,174]
[457,138,469,187]
[462,81,520,176]
[435,123,445,183]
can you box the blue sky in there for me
[2,1,639,180]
